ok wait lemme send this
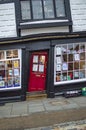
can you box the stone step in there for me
[26,91,47,100]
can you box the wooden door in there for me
[28,51,48,92]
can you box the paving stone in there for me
[29,105,45,113]
[0,105,12,118]
[11,101,28,116]
[62,103,78,109]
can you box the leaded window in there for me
[20,0,66,20]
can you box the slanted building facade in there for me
[0,0,86,102]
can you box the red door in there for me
[28,51,48,92]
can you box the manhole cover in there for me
[49,100,70,106]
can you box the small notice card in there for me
[74,54,80,61]
[56,57,61,64]
[56,64,61,71]
[62,63,68,71]
[56,47,61,55]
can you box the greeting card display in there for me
[7,79,13,87]
[74,54,80,61]
[14,77,20,86]
[0,81,5,87]
[56,64,61,71]
[56,47,61,55]
[56,57,61,64]
[62,63,68,71]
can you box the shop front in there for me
[51,38,86,96]
[0,36,86,102]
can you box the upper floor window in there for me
[21,1,31,20]
[20,0,67,21]
[43,0,54,18]
[55,0,65,17]
[32,0,43,19]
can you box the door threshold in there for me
[26,91,47,100]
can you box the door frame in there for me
[26,49,50,94]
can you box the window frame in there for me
[0,49,22,91]
[20,0,70,22]
[54,43,86,85]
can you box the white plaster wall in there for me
[70,0,86,32]
[21,26,69,36]
[0,3,17,38]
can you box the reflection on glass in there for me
[68,44,73,54]
[6,60,12,69]
[62,45,67,54]
[80,44,85,51]
[63,54,67,62]
[68,63,73,71]
[39,56,45,64]
[33,55,38,63]
[80,61,85,69]
[68,54,73,61]
[21,1,31,20]
[80,52,85,60]
[43,0,54,18]
[79,70,85,79]
[74,62,79,70]
[6,50,13,58]
[32,0,43,19]
[13,50,18,58]
[0,61,5,70]
[55,0,65,17]
[0,70,5,78]
[6,50,18,59]
[74,44,79,53]
[0,51,5,60]
[32,64,38,72]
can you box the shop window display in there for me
[54,43,86,85]
[0,49,21,90]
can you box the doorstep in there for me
[26,91,47,100]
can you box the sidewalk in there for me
[0,96,86,130]
[0,96,86,118]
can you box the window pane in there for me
[0,51,5,60]
[43,0,54,18]
[32,0,43,19]
[6,50,18,59]
[21,1,31,20]
[55,0,65,17]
